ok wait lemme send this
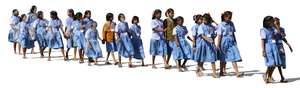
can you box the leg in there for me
[211,62,217,78]
[105,52,111,64]
[196,62,204,77]
[152,55,157,69]
[48,48,52,61]
[111,52,118,64]
[13,42,17,54]
[182,59,188,71]
[18,43,21,54]
[66,48,70,60]
[118,55,122,67]
[73,47,77,61]
[61,48,66,61]
[232,62,243,77]
[141,59,145,66]
[39,46,44,58]
[128,56,133,68]
[79,49,84,63]
[278,66,288,83]
[22,48,26,58]
[163,55,171,69]
[176,60,183,72]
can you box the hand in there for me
[192,48,196,53]
[262,51,266,57]
[289,46,293,52]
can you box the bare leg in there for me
[73,47,77,61]
[118,55,122,67]
[39,47,44,58]
[163,55,171,69]
[232,62,243,77]
[152,55,156,69]
[61,48,66,61]
[211,62,217,78]
[128,56,133,68]
[176,60,183,72]
[48,48,52,61]
[18,43,21,54]
[22,48,26,58]
[182,59,188,71]
[13,42,17,54]
[278,67,287,83]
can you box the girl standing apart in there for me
[8,9,21,54]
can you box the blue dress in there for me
[274,27,286,69]
[18,22,34,49]
[85,28,103,59]
[32,19,48,49]
[8,15,20,43]
[191,23,204,61]
[217,21,242,62]
[150,19,167,56]
[260,28,282,67]
[65,17,74,48]
[27,13,37,41]
[116,21,134,58]
[82,18,93,34]
[72,20,86,49]
[130,24,145,59]
[172,25,192,60]
[198,23,217,62]
[46,19,64,49]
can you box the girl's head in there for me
[30,5,37,13]
[165,8,174,18]
[274,17,280,26]
[91,21,97,29]
[131,16,139,24]
[106,13,114,21]
[12,9,19,16]
[221,11,232,22]
[118,13,125,22]
[176,16,184,26]
[50,11,59,20]
[20,14,27,22]
[37,11,43,19]
[74,12,83,21]
[263,16,274,28]
[67,9,74,17]
[193,14,203,24]
[203,13,213,24]
[84,10,91,19]
[152,9,162,19]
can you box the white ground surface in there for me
[1,0,300,88]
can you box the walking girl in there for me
[8,9,21,54]
[65,9,76,60]
[85,21,103,66]
[32,11,48,57]
[130,16,145,66]
[18,14,34,58]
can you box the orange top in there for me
[102,21,115,42]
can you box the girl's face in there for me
[203,18,208,24]
[133,19,138,24]
[67,11,72,17]
[120,15,125,22]
[22,16,27,22]
[177,19,183,25]
[224,16,231,22]
[168,11,174,18]
[274,19,280,26]
[13,11,19,16]
[39,14,44,19]
[86,13,91,18]
[92,22,97,30]
[155,13,161,19]
[197,17,203,24]
[33,8,37,13]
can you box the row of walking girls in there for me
[8,6,293,83]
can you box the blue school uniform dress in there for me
[32,19,48,49]
[46,19,64,49]
[172,25,192,60]
[150,19,167,56]
[130,24,145,59]
[116,21,134,58]
[65,17,74,48]
[8,15,20,43]
[217,21,242,62]
[72,20,86,49]
[260,27,282,67]
[82,18,93,34]
[18,22,34,49]
[27,13,37,41]
[191,23,203,61]
[85,28,103,59]
[274,27,286,69]
[198,23,217,62]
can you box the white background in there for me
[0,0,299,88]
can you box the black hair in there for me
[165,8,174,17]
[30,5,37,13]
[92,21,97,27]
[50,11,59,20]
[12,9,18,16]
[68,9,74,18]
[203,13,213,24]
[37,11,43,19]
[176,16,184,25]
[118,13,125,21]
[106,13,114,21]
[131,16,139,24]
[152,9,161,19]
[193,14,202,23]
[74,12,82,21]
[221,11,232,22]
[263,16,274,28]
[274,17,280,25]
[84,10,91,18]
[20,14,26,21]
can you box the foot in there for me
[164,65,171,69]
[114,62,119,65]
[152,65,157,69]
[263,74,267,83]
[128,64,133,68]
[280,79,288,83]
[177,68,183,72]
[118,63,122,68]
[212,73,218,78]
[182,66,188,71]
[105,61,111,65]
[236,72,244,78]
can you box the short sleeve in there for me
[231,22,236,32]
[172,27,177,35]
[32,20,38,28]
[216,24,223,35]
[260,28,266,39]
[151,20,158,29]
[191,25,197,36]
